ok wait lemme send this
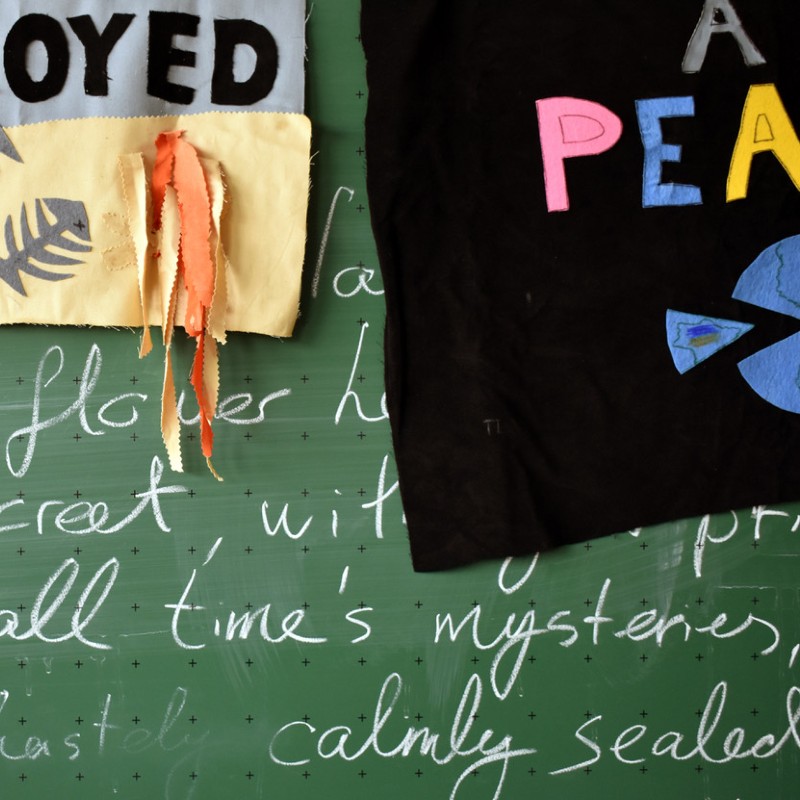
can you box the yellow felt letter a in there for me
[727,83,800,201]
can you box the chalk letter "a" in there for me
[682,0,766,74]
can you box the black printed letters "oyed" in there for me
[3,12,278,105]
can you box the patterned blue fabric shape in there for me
[732,235,800,412]
[666,310,753,374]
[732,234,800,321]
[739,331,800,413]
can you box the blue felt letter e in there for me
[636,96,702,208]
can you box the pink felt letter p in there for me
[535,97,624,212]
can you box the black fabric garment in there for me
[362,1,800,571]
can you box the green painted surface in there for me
[0,3,797,798]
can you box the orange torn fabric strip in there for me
[146,130,226,479]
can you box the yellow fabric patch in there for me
[0,111,310,337]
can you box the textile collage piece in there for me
[362,0,800,570]
[0,0,311,473]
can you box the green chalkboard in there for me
[0,3,799,799]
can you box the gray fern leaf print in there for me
[0,198,91,296]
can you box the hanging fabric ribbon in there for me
[125,129,228,479]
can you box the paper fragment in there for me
[119,154,153,357]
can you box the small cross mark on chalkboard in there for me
[358,713,367,722]
[130,432,138,442]
[131,547,139,556]
[358,545,367,553]
[302,545,310,554]
[245,659,254,668]
[640,654,649,663]
[301,488,310,497]
[357,317,366,326]
[640,710,649,719]
[131,603,140,612]
[752,596,760,605]
[357,374,366,384]
[188,546,196,555]
[584,654,593,663]
[73,376,81,384]
[187,489,196,498]
[131,660,141,668]
[358,657,367,666]
[187,432,196,441]
[640,598,649,606]
[131,715,141,725]
[73,433,82,442]
[131,489,138,498]
[528,768,537,776]
[302,602,310,610]
[18,717,26,726]
[189,715,198,724]
[75,716,83,725]
[415,713,424,722]
[17,605,25,612]
[15,376,24,384]
[583,767,592,775]
[695,596,705,605]
[246,715,254,724]
[750,763,759,772]
[640,541,648,550]
[695,653,705,662]
[356,90,364,99]
[246,771,254,780]
[301,431,309,440]
[17,548,24,556]
[415,769,424,778]
[751,652,760,661]
[301,375,310,383]
[188,659,198,668]
[751,539,760,550]
[243,489,253,499]
[583,598,593,607]
[302,658,311,667]
[358,770,367,778]
[18,773,27,782]
[415,657,424,666]
[189,772,198,780]
[528,599,536,608]
[245,603,254,611]
[357,431,366,440]
[244,432,253,441]
[74,489,82,498]
[75,772,84,781]
[17,659,26,669]
[471,656,480,665]
[16,490,24,499]
[244,546,253,554]
[640,766,648,774]
[302,771,311,780]
[133,772,142,781]
[528,655,537,664]
[584,541,592,551]
[415,600,423,609]
[751,708,760,717]
[358,487,366,496]
[528,711,537,720]
[244,375,253,384]
[74,660,83,669]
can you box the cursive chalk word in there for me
[269,671,537,800]
[0,556,118,650]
